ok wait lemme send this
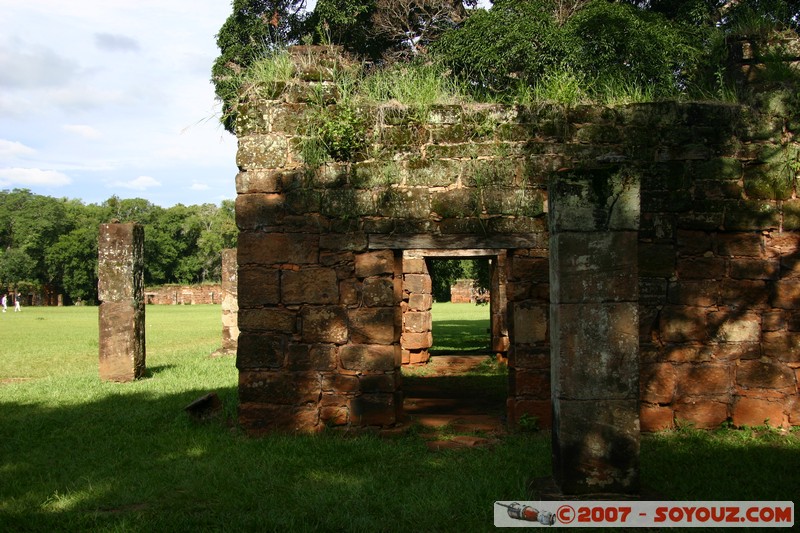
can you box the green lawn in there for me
[430,302,490,353]
[1,305,798,531]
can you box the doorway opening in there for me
[400,250,509,438]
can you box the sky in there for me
[0,1,240,207]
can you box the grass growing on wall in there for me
[1,306,798,531]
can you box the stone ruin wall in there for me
[234,45,800,433]
[144,284,223,305]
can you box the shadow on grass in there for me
[142,364,177,378]
[0,383,548,532]
[430,319,490,353]
[640,429,800,501]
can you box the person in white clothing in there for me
[14,293,21,312]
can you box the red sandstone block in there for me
[676,257,727,280]
[239,403,312,435]
[339,279,360,306]
[675,399,729,429]
[676,230,713,255]
[667,281,719,307]
[238,370,321,405]
[708,311,761,343]
[790,395,800,424]
[512,304,548,344]
[320,405,349,426]
[319,233,368,252]
[732,396,787,427]
[719,280,769,308]
[239,308,296,333]
[508,399,552,429]
[354,250,395,278]
[510,257,549,282]
[300,306,348,343]
[236,333,287,369]
[659,306,707,342]
[282,268,339,304]
[766,232,800,256]
[762,331,800,362]
[512,369,550,399]
[359,373,396,393]
[402,257,427,274]
[408,350,429,364]
[98,301,145,382]
[348,307,396,344]
[762,311,785,332]
[401,349,411,364]
[235,169,301,194]
[348,393,395,426]
[403,311,432,333]
[403,273,432,294]
[715,232,764,257]
[288,344,337,371]
[729,258,780,280]
[662,345,709,363]
[340,344,396,371]
[640,404,674,432]
[407,293,432,311]
[640,363,677,404]
[771,280,800,309]
[235,193,285,230]
[676,364,732,397]
[321,373,360,393]
[638,243,676,278]
[708,343,761,361]
[238,232,319,265]
[736,359,796,390]
[362,277,395,307]
[401,331,433,350]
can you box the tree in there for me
[0,189,69,287]
[371,0,472,59]
[213,0,308,132]
[432,0,706,98]
[431,0,568,94]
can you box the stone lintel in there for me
[369,234,545,250]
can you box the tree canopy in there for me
[0,190,237,304]
[212,0,800,123]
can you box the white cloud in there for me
[62,124,102,140]
[0,167,71,187]
[0,139,36,158]
[94,33,141,53]
[111,175,162,190]
[190,182,210,191]
[0,38,80,89]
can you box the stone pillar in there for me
[98,223,146,382]
[548,168,640,495]
[220,248,239,354]
[490,252,509,354]
[401,251,433,364]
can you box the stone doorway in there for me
[400,249,510,432]
[400,249,508,365]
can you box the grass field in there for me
[1,305,799,531]
[429,302,490,353]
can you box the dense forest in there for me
[0,189,236,304]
